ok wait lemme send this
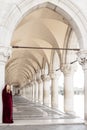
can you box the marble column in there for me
[23,87,25,97]
[32,82,35,102]
[50,71,61,108]
[62,64,75,114]
[38,78,43,104]
[27,84,32,100]
[25,85,29,98]
[0,46,11,123]
[34,81,38,102]
[31,82,33,101]
[42,75,51,107]
[30,85,33,101]
[20,88,23,96]
[77,50,87,122]
[30,83,33,101]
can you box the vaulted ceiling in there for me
[6,8,75,87]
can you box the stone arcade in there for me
[0,0,87,125]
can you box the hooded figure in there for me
[2,84,13,123]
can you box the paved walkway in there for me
[12,95,84,125]
[0,124,87,130]
[0,95,87,130]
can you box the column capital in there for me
[36,70,41,81]
[37,78,42,84]
[61,64,76,75]
[77,50,87,70]
[50,70,61,79]
[41,74,50,81]
[0,46,12,63]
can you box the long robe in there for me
[2,85,13,123]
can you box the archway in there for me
[0,0,87,123]
[7,1,86,122]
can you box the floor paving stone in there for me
[0,95,86,130]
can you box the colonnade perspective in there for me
[10,50,87,120]
[1,0,87,125]
[0,47,87,123]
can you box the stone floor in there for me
[0,95,87,130]
[12,95,84,125]
[0,124,87,130]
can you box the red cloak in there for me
[2,85,13,123]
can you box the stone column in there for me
[38,78,43,104]
[50,71,61,108]
[29,82,33,101]
[20,88,23,96]
[23,87,25,97]
[30,82,33,101]
[29,83,33,101]
[28,85,31,100]
[62,64,75,114]
[0,46,11,123]
[34,81,38,102]
[25,85,28,98]
[42,75,51,107]
[77,50,87,122]
[36,70,43,104]
[32,82,35,102]
[33,82,36,102]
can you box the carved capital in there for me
[50,70,61,79]
[77,50,87,70]
[38,79,42,84]
[61,64,76,75]
[0,46,12,63]
[41,74,50,81]
[36,70,41,81]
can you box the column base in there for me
[43,103,50,107]
[84,120,87,125]
[38,100,43,105]
[65,111,76,116]
[51,104,58,109]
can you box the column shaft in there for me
[35,81,38,102]
[51,77,58,108]
[62,64,75,114]
[38,79,43,104]
[84,69,87,120]
[64,73,74,113]
[43,75,51,107]
[77,50,87,122]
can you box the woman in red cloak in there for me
[2,84,13,123]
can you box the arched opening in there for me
[3,1,86,124]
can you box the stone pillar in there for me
[23,87,25,97]
[42,75,51,107]
[62,64,75,114]
[20,88,22,96]
[20,87,23,96]
[32,82,35,102]
[25,85,28,98]
[29,83,32,100]
[77,50,87,122]
[33,82,36,102]
[30,82,33,101]
[38,78,43,104]
[50,71,61,108]
[12,86,15,95]
[0,46,11,123]
[27,84,31,100]
[34,81,38,102]
[36,70,43,104]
